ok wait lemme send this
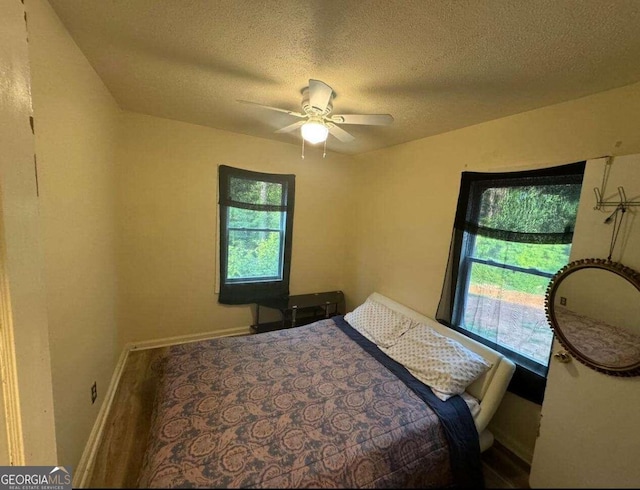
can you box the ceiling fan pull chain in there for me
[323,139,327,158]
[301,138,305,159]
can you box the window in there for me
[437,162,585,403]
[218,165,295,305]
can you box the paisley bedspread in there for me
[137,318,472,488]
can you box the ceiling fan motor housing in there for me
[239,79,392,144]
[301,87,333,116]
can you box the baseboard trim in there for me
[74,325,252,487]
[128,326,252,351]
[73,346,130,488]
[491,426,534,465]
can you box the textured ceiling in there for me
[48,0,640,155]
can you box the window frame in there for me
[453,182,563,377]
[437,162,585,404]
[224,202,287,284]
[218,165,295,305]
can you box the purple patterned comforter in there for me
[137,319,454,488]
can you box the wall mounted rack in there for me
[593,157,640,210]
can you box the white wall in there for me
[348,81,640,462]
[530,155,640,487]
[0,0,57,465]
[116,112,356,346]
[27,0,120,468]
[528,157,640,478]
[555,265,640,331]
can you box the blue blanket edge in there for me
[333,315,484,488]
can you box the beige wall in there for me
[27,0,120,468]
[348,81,640,462]
[18,0,640,474]
[0,0,57,465]
[116,113,356,346]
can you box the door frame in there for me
[0,227,25,465]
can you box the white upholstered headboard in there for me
[366,292,516,451]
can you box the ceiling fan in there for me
[238,79,393,148]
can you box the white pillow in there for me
[460,391,481,418]
[386,322,492,401]
[344,298,413,348]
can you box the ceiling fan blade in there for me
[275,120,306,134]
[308,79,333,113]
[326,123,355,143]
[237,100,305,118]
[330,114,394,126]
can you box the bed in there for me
[137,292,515,488]
[554,305,640,368]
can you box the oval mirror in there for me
[545,259,640,376]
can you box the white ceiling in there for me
[48,0,640,155]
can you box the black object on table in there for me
[251,290,345,334]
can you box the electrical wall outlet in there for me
[560,297,567,306]
[91,381,97,404]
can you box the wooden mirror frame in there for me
[545,258,640,376]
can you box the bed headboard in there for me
[367,292,515,445]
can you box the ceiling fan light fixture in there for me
[239,79,393,148]
[301,120,329,144]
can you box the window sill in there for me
[438,320,547,404]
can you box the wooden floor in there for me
[89,347,530,488]
[482,441,531,488]
[89,347,167,488]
